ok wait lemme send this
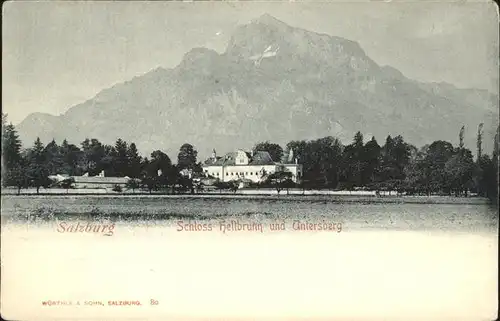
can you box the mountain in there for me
[16,14,499,159]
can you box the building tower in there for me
[287,148,294,164]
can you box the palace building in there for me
[202,148,302,183]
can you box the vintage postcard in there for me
[1,0,499,320]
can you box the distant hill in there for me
[17,13,499,159]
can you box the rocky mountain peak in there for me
[252,13,290,28]
[15,14,498,158]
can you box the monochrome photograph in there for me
[1,1,498,320]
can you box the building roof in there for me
[204,150,275,167]
[72,176,130,184]
[249,151,275,165]
[48,174,70,182]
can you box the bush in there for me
[112,184,123,193]
[126,178,140,192]
[59,177,75,190]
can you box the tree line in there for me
[285,126,497,202]
[1,113,498,203]
[1,114,202,194]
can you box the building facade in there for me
[202,149,302,183]
[70,171,129,190]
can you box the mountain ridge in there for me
[16,14,499,159]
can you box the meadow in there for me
[1,194,497,233]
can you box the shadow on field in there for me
[8,206,277,223]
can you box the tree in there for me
[5,161,29,194]
[213,180,228,193]
[475,125,499,202]
[127,143,142,178]
[266,170,294,194]
[494,125,499,160]
[403,144,429,195]
[126,178,141,193]
[445,148,475,196]
[192,162,204,178]
[140,157,160,194]
[362,136,381,185]
[27,138,51,194]
[99,144,117,176]
[288,137,342,189]
[177,174,195,194]
[81,138,106,175]
[423,140,455,194]
[392,135,411,175]
[286,140,308,160]
[229,181,238,193]
[340,132,365,187]
[150,150,173,188]
[112,138,129,177]
[59,177,75,193]
[177,143,198,170]
[491,126,499,204]
[253,141,284,162]
[61,140,82,176]
[459,125,465,149]
[311,136,343,188]
[379,136,395,182]
[195,180,205,193]
[353,131,364,149]
[213,180,238,193]
[140,176,159,194]
[2,118,24,190]
[1,113,7,130]
[44,139,64,175]
[151,150,172,168]
[476,155,495,198]
[2,122,22,176]
[477,123,484,158]
[140,152,176,193]
[379,135,410,184]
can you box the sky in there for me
[2,0,499,125]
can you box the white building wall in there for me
[203,164,303,183]
[283,164,303,183]
[235,150,250,165]
[203,166,224,180]
[222,165,277,182]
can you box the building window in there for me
[231,172,233,175]
[245,172,248,175]
[216,173,219,176]
[226,173,228,176]
[204,170,208,173]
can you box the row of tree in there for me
[1,113,498,203]
[251,125,497,201]
[283,125,498,201]
[249,125,497,201]
[2,114,203,194]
